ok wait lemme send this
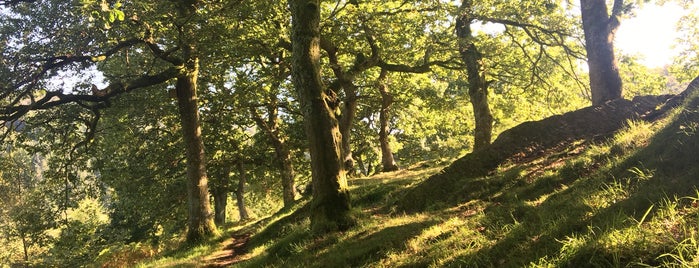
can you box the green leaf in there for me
[115,10,125,21]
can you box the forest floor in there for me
[201,232,251,267]
[138,88,699,267]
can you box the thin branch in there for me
[145,42,183,65]
[378,57,461,73]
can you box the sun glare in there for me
[616,2,697,68]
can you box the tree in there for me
[453,0,585,149]
[0,146,55,265]
[0,0,220,242]
[670,3,699,83]
[247,62,298,209]
[288,0,354,233]
[376,69,399,172]
[580,0,624,105]
[234,161,251,221]
[456,0,494,151]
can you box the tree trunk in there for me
[289,0,354,233]
[176,59,217,243]
[456,1,494,151]
[268,91,297,208]
[355,149,368,176]
[376,69,399,172]
[21,232,28,265]
[276,144,296,208]
[339,85,358,175]
[211,165,231,226]
[175,0,216,243]
[235,161,250,221]
[212,185,228,226]
[249,101,296,209]
[581,0,623,105]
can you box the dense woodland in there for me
[0,0,698,267]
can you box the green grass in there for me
[132,92,699,267]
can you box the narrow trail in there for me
[202,232,252,267]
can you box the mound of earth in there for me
[397,77,699,212]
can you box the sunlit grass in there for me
[134,93,699,267]
[127,219,262,268]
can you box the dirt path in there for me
[202,232,252,267]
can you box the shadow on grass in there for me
[443,95,699,267]
[310,221,439,267]
[239,218,438,268]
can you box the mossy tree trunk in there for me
[377,69,399,172]
[456,0,494,151]
[288,0,354,233]
[175,0,217,242]
[176,63,217,242]
[581,0,624,105]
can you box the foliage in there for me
[0,145,55,265]
[671,4,699,82]
[46,198,110,267]
[618,54,669,97]
[0,0,693,265]
[93,89,188,242]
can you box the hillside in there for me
[137,85,699,267]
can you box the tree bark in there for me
[276,143,296,208]
[175,63,217,242]
[581,0,623,105]
[175,0,216,242]
[235,161,250,221]
[338,85,358,175]
[376,69,399,172]
[456,0,494,151]
[21,232,28,264]
[212,185,228,226]
[289,0,354,233]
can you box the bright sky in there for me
[615,2,696,68]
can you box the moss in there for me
[310,189,356,234]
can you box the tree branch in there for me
[378,57,461,73]
[608,0,624,35]
[0,67,180,121]
[0,0,36,6]
[2,38,145,102]
[145,42,183,65]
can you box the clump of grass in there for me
[609,120,656,155]
[652,193,699,267]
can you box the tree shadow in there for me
[442,94,699,267]
[309,221,439,267]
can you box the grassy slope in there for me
[225,92,699,268]
[135,92,699,267]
